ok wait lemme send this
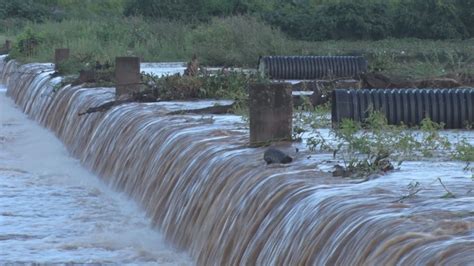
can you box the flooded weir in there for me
[1,57,474,265]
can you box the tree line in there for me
[1,0,473,40]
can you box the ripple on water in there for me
[0,90,192,265]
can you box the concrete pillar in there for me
[4,40,11,51]
[249,82,293,146]
[115,57,140,98]
[54,48,70,70]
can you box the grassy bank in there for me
[0,34,14,45]
[7,16,474,79]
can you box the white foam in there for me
[0,88,193,265]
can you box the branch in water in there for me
[78,88,161,116]
[78,99,132,116]
[166,103,236,115]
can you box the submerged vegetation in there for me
[293,103,474,178]
[140,69,253,101]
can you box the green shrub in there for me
[264,2,395,41]
[394,0,468,39]
[297,110,468,177]
[314,2,394,40]
[140,69,256,101]
[453,140,474,162]
[10,27,44,58]
[456,0,474,36]
[154,75,204,100]
[264,0,473,40]
[200,70,252,99]
[0,0,49,22]
[262,4,315,41]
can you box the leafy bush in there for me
[313,2,394,40]
[10,27,44,58]
[152,75,204,100]
[262,4,315,41]
[264,0,473,40]
[140,68,256,101]
[330,112,421,175]
[200,70,252,99]
[456,0,474,36]
[394,0,468,39]
[0,0,49,22]
[453,140,474,162]
[294,107,468,177]
[265,2,394,41]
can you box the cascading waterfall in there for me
[1,58,473,265]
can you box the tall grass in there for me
[8,15,474,78]
[0,34,13,44]
[10,17,191,63]
[187,16,288,66]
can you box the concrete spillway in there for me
[1,58,474,265]
[0,66,191,264]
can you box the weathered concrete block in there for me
[115,56,140,98]
[54,48,70,70]
[249,82,293,145]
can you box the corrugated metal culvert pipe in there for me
[258,56,368,80]
[332,88,474,129]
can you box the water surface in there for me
[0,87,192,265]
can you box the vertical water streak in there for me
[2,61,474,265]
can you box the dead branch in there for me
[166,103,236,115]
[78,88,161,116]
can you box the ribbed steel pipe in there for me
[332,88,474,129]
[258,56,367,80]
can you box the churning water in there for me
[1,57,474,265]
[0,86,191,264]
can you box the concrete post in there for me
[4,40,11,51]
[115,56,140,98]
[249,82,293,146]
[54,48,70,70]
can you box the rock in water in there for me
[332,164,346,177]
[264,148,293,164]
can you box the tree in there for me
[0,0,48,21]
[395,0,468,39]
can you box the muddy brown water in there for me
[1,58,474,265]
